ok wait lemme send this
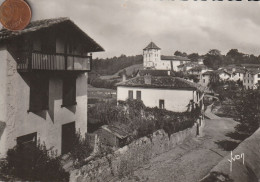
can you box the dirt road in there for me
[119,112,238,182]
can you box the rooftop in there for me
[0,17,104,52]
[161,55,190,61]
[188,65,208,72]
[143,42,161,50]
[137,69,175,77]
[117,76,206,92]
[101,125,130,139]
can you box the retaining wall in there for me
[70,124,198,182]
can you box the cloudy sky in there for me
[2,0,260,58]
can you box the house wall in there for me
[243,72,260,90]
[219,72,231,80]
[143,49,161,69]
[0,49,88,157]
[117,86,196,112]
[0,46,8,156]
[232,73,243,82]
[200,74,210,87]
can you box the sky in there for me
[1,0,260,58]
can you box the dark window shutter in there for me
[128,90,133,99]
[136,91,141,100]
[63,77,76,106]
[29,76,49,112]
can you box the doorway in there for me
[61,122,75,154]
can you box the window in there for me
[136,91,141,100]
[258,74,260,78]
[252,80,253,84]
[29,76,49,112]
[128,90,133,99]
[203,79,205,83]
[159,100,165,109]
[63,77,77,107]
[17,132,37,148]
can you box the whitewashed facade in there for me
[0,18,104,157]
[143,42,190,71]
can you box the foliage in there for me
[69,131,93,166]
[89,99,200,140]
[0,142,69,182]
[234,89,260,134]
[92,55,143,76]
[174,50,187,57]
[203,49,224,70]
[90,77,118,89]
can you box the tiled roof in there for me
[202,69,231,76]
[138,69,175,76]
[188,65,207,72]
[143,42,161,50]
[0,17,104,52]
[246,69,260,75]
[101,125,130,139]
[117,76,206,92]
[161,55,190,61]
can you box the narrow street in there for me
[119,109,238,182]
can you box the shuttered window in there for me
[29,76,49,112]
[62,77,77,106]
[136,91,141,100]
[128,90,133,99]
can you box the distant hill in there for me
[100,64,143,80]
[92,55,143,76]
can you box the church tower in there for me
[143,42,161,69]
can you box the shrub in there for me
[69,131,93,167]
[0,142,69,182]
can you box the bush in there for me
[0,142,69,182]
[69,131,93,167]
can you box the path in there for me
[117,107,237,182]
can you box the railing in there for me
[17,51,91,71]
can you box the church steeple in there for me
[143,42,161,69]
[143,42,161,50]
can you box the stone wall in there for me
[70,124,198,182]
[201,127,260,182]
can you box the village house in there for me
[117,74,205,112]
[187,65,209,79]
[143,42,190,71]
[243,69,260,89]
[200,69,232,87]
[0,17,104,157]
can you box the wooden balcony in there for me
[17,51,92,72]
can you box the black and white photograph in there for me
[0,0,259,181]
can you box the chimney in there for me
[167,71,170,76]
[122,74,126,82]
[144,74,152,84]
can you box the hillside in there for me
[100,64,143,80]
[92,54,143,76]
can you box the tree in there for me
[234,89,260,134]
[204,49,223,70]
[188,53,199,61]
[208,49,221,56]
[208,72,220,91]
[174,51,187,57]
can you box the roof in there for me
[0,17,104,52]
[137,69,175,76]
[143,42,161,50]
[188,65,207,72]
[101,125,129,139]
[202,70,232,76]
[117,76,206,92]
[161,55,190,62]
[246,69,260,75]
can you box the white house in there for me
[200,70,232,87]
[0,17,104,157]
[117,75,205,112]
[143,42,190,71]
[243,69,260,89]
